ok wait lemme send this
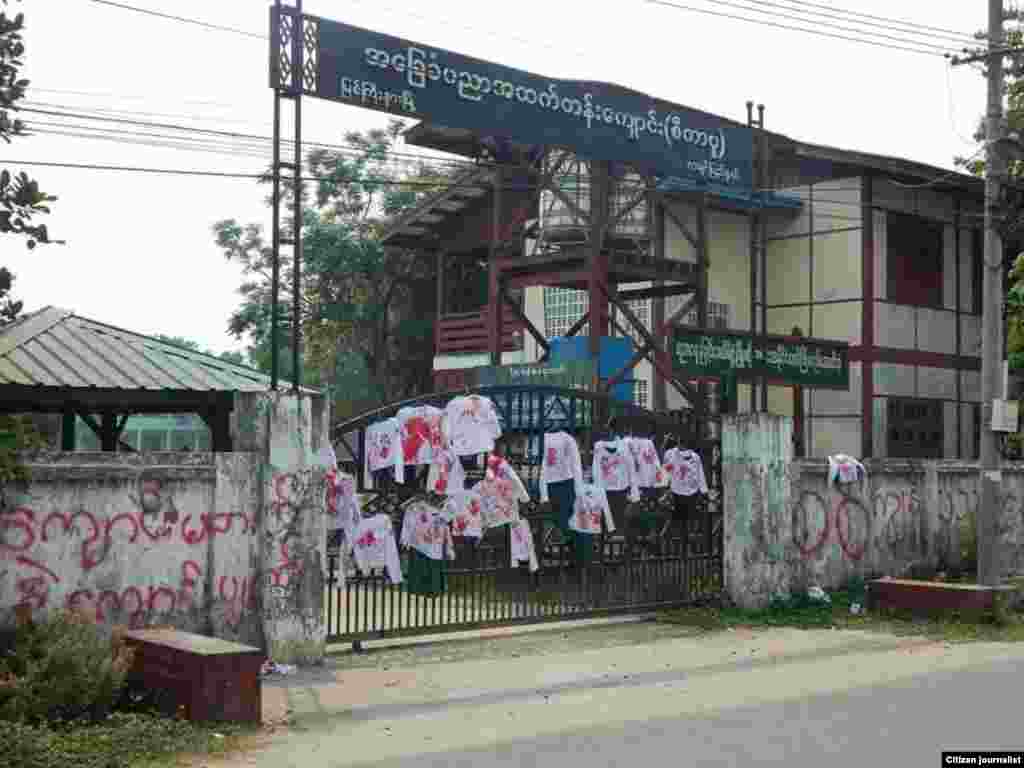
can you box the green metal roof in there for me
[0,306,318,394]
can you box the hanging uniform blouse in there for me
[426,447,467,495]
[444,395,502,456]
[625,437,667,489]
[592,439,640,502]
[365,417,404,483]
[400,501,455,561]
[351,514,403,584]
[397,405,446,466]
[442,489,485,539]
[326,469,361,543]
[570,484,616,535]
[828,454,868,487]
[510,519,540,573]
[539,431,585,503]
[476,456,530,529]
[663,448,709,497]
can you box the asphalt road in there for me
[354,655,1024,768]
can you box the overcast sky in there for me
[7,0,988,354]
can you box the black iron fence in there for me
[328,385,722,646]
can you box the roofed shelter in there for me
[0,306,319,452]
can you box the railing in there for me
[436,307,524,355]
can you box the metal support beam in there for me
[488,166,504,366]
[649,189,699,251]
[588,161,611,363]
[501,285,549,355]
[605,293,698,391]
[601,283,704,414]
[290,0,304,393]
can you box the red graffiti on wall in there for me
[3,494,257,627]
[791,491,871,561]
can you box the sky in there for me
[5,0,991,355]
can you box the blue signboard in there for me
[284,12,753,190]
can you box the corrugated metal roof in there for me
[0,306,319,393]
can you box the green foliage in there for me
[213,118,452,408]
[0,610,135,724]
[1,712,245,768]
[0,0,56,248]
[0,412,44,488]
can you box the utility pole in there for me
[953,0,1009,587]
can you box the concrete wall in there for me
[1,391,330,665]
[0,451,263,645]
[723,413,1024,608]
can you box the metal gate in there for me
[327,385,722,646]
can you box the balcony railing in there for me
[436,307,524,356]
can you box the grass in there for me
[658,584,1024,644]
[2,711,255,768]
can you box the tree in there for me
[214,119,450,411]
[0,0,55,248]
[153,334,249,366]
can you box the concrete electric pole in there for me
[979,0,1008,588]
[952,0,1013,587]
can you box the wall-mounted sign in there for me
[672,329,849,389]
[474,360,596,390]
[273,10,753,189]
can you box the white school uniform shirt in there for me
[476,457,530,529]
[828,454,867,487]
[442,489,485,539]
[444,395,502,456]
[592,439,640,502]
[510,519,540,573]
[366,417,404,483]
[397,405,445,466]
[326,469,361,544]
[625,437,667,489]
[426,447,467,495]
[351,514,403,584]
[539,431,585,503]
[570,484,616,535]
[400,501,455,561]
[663,448,709,497]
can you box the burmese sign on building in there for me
[672,329,849,389]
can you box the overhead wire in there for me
[760,0,986,42]
[83,0,266,39]
[644,0,958,57]
[695,0,966,54]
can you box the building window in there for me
[887,211,943,307]
[681,301,730,330]
[886,397,944,459]
[544,287,589,338]
[633,378,649,409]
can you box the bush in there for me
[0,610,135,724]
[0,712,242,768]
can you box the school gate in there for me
[327,385,722,647]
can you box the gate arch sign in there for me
[270,8,753,189]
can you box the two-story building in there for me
[382,117,1009,461]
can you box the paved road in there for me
[356,656,1024,768]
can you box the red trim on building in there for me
[861,175,875,457]
[847,345,980,371]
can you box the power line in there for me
[698,0,963,53]
[766,0,986,42]
[18,105,477,168]
[644,0,953,56]
[83,0,265,39]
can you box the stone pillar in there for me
[722,412,794,609]
[232,390,330,666]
